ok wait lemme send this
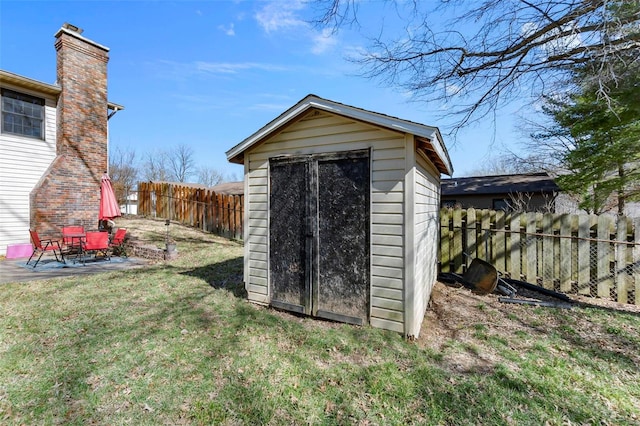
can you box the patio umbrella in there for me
[99,172,121,221]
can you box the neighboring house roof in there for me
[225,94,453,175]
[210,181,244,195]
[0,69,124,112]
[442,172,560,196]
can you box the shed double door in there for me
[269,150,370,325]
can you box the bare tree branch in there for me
[313,0,640,134]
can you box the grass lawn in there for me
[1,217,639,425]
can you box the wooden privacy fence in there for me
[440,208,640,305]
[138,182,244,240]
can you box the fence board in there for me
[509,213,521,280]
[479,210,490,261]
[440,209,451,273]
[577,215,591,295]
[616,218,628,303]
[494,210,506,272]
[542,213,554,289]
[453,209,463,273]
[597,215,612,298]
[559,214,572,292]
[525,213,537,284]
[466,208,477,268]
[635,218,640,305]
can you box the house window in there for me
[442,200,458,208]
[1,89,44,139]
[492,198,511,211]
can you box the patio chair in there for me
[27,230,63,268]
[81,231,111,264]
[109,228,127,257]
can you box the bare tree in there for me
[109,147,139,208]
[314,0,640,134]
[141,150,170,181]
[167,144,196,183]
[196,166,224,187]
[465,154,543,176]
[507,191,557,213]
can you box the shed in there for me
[226,94,453,337]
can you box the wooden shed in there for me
[226,95,453,337]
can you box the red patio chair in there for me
[109,228,127,257]
[27,230,63,268]
[81,231,110,264]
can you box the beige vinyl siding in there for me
[244,164,268,302]
[245,110,407,332]
[0,93,56,255]
[370,145,406,332]
[409,151,441,336]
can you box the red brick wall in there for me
[30,27,110,236]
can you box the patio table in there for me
[63,233,86,263]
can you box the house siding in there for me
[245,110,407,332]
[441,193,551,211]
[0,88,57,255]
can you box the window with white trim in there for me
[1,88,45,139]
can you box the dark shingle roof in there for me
[441,173,560,196]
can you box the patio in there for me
[0,256,149,284]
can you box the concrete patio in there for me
[0,256,149,284]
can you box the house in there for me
[441,172,560,211]
[121,192,138,215]
[0,24,122,256]
[226,94,453,337]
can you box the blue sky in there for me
[1,0,525,180]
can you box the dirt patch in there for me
[415,280,640,373]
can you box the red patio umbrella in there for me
[99,172,122,221]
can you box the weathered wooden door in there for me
[269,150,370,325]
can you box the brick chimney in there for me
[30,24,110,235]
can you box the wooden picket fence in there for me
[440,208,640,305]
[137,182,244,240]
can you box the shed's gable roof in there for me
[226,94,453,175]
